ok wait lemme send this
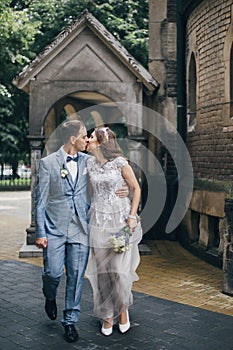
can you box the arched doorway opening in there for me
[42,91,128,156]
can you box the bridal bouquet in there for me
[109,226,132,253]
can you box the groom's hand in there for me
[36,238,48,249]
[115,182,129,198]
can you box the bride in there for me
[85,126,142,336]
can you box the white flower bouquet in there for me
[109,226,132,253]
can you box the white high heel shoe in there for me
[101,320,113,336]
[119,310,130,333]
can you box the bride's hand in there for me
[115,182,129,198]
[126,217,138,233]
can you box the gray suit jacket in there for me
[35,147,90,239]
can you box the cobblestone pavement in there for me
[0,191,233,349]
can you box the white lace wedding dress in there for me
[85,156,142,323]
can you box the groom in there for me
[35,120,127,342]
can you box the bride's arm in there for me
[121,163,141,231]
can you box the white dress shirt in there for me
[62,147,78,182]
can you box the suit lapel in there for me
[56,148,75,189]
[74,153,85,189]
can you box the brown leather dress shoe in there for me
[64,324,79,343]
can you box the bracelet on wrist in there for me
[128,214,141,222]
[128,215,137,220]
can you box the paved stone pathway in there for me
[0,191,233,349]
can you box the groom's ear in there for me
[70,135,77,145]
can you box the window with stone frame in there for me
[187,52,197,132]
[230,43,233,119]
[223,6,233,127]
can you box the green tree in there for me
[0,1,41,169]
[88,0,149,67]
[0,0,41,84]
[27,0,148,67]
[0,85,21,177]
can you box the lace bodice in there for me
[87,155,142,244]
[87,156,128,204]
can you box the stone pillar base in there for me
[19,243,42,258]
[26,225,36,245]
[223,274,233,296]
[222,199,233,296]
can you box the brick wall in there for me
[186,0,233,181]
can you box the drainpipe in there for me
[169,0,187,242]
[176,0,187,142]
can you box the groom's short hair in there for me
[61,120,85,144]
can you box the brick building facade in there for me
[149,0,233,293]
[182,0,233,294]
[186,0,233,181]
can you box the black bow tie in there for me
[66,155,79,163]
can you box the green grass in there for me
[0,178,31,190]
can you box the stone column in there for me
[127,133,152,255]
[127,100,143,179]
[222,198,233,296]
[127,133,147,215]
[25,136,44,245]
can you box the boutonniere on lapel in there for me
[61,165,69,179]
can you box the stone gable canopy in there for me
[13,9,159,137]
[13,9,158,93]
